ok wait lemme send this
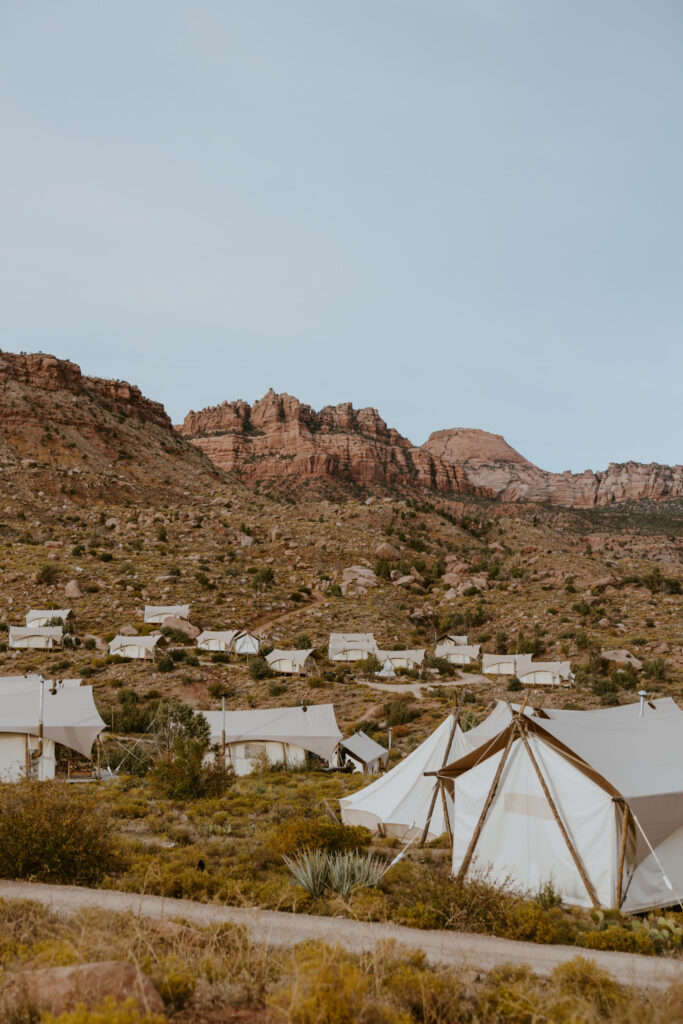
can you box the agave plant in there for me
[283,848,329,897]
[327,850,388,897]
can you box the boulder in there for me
[161,616,200,639]
[394,575,415,588]
[64,579,83,598]
[237,531,255,547]
[375,542,400,561]
[119,624,138,636]
[600,649,643,671]
[0,961,164,1016]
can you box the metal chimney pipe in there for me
[638,690,648,718]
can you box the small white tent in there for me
[109,635,164,660]
[234,630,260,656]
[377,649,425,671]
[435,642,480,665]
[25,609,71,628]
[516,659,572,687]
[265,648,314,675]
[482,652,528,675]
[328,633,379,662]
[441,699,683,912]
[201,703,341,776]
[197,630,239,652]
[144,604,190,624]
[338,731,390,775]
[9,626,63,650]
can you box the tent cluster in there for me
[328,632,481,674]
[482,653,573,686]
[342,697,683,912]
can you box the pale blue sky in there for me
[1,1,681,472]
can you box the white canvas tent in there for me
[25,609,71,628]
[328,633,379,662]
[109,635,164,660]
[9,626,63,650]
[234,630,260,656]
[197,630,239,652]
[201,703,341,776]
[0,679,105,781]
[435,642,480,665]
[377,649,425,671]
[482,652,527,675]
[144,604,190,624]
[265,648,314,675]
[340,702,526,842]
[516,659,573,687]
[338,731,389,774]
[441,699,683,912]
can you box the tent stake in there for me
[513,715,601,909]
[419,697,461,848]
[616,802,630,908]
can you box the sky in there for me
[1,1,681,473]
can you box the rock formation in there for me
[180,390,683,507]
[424,428,683,507]
[178,389,482,496]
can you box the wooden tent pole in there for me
[440,779,453,845]
[513,715,601,909]
[616,802,630,908]
[419,696,461,848]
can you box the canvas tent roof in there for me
[378,649,425,665]
[0,676,82,694]
[197,629,239,644]
[26,609,71,623]
[340,731,389,766]
[10,626,63,642]
[265,649,314,669]
[328,633,378,657]
[0,684,105,757]
[439,635,468,646]
[435,643,480,660]
[200,704,341,762]
[481,652,526,672]
[109,635,163,653]
[144,604,190,620]
[517,659,571,679]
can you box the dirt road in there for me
[0,880,680,989]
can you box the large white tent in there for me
[200,703,341,776]
[441,698,683,912]
[0,679,105,781]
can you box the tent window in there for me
[504,792,553,820]
[244,742,267,759]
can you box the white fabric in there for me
[435,643,480,663]
[9,626,63,648]
[200,703,341,763]
[197,630,239,651]
[376,660,396,678]
[328,633,379,661]
[451,737,616,909]
[376,649,425,668]
[234,631,260,655]
[109,635,162,657]
[144,604,190,623]
[340,731,389,767]
[340,715,463,840]
[25,609,71,627]
[266,649,313,673]
[0,684,105,758]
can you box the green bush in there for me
[150,739,234,800]
[248,656,274,680]
[0,782,122,884]
[270,818,372,857]
[157,656,175,672]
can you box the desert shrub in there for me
[207,680,234,699]
[506,677,523,692]
[248,656,274,680]
[150,739,233,800]
[581,925,655,955]
[384,699,418,726]
[84,637,96,650]
[160,626,192,646]
[157,656,174,673]
[501,901,575,945]
[210,652,231,664]
[357,654,382,674]
[37,563,59,584]
[283,848,329,897]
[425,655,455,677]
[271,818,372,857]
[325,850,387,897]
[41,998,168,1023]
[643,657,666,680]
[110,691,157,734]
[550,956,628,1018]
[0,782,121,884]
[154,698,210,754]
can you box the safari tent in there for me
[377,649,425,671]
[196,630,239,652]
[265,648,315,675]
[201,703,341,776]
[435,642,481,665]
[0,678,105,781]
[337,731,389,775]
[328,633,379,662]
[144,604,190,624]
[439,699,683,912]
[234,630,260,656]
[516,658,573,687]
[25,609,71,628]
[482,652,527,676]
[9,626,63,650]
[109,635,165,660]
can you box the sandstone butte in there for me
[178,390,683,508]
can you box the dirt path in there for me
[252,589,327,634]
[0,881,680,989]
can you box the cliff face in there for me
[0,352,220,500]
[178,390,481,496]
[423,429,683,507]
[180,390,683,507]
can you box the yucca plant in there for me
[283,848,329,897]
[327,851,388,898]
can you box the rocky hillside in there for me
[178,389,483,498]
[0,352,222,503]
[424,429,683,507]
[179,390,683,507]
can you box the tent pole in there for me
[454,725,516,885]
[440,779,453,845]
[419,700,461,848]
[616,802,630,909]
[514,715,601,909]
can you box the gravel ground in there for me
[0,880,681,989]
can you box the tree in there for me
[154,698,210,755]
